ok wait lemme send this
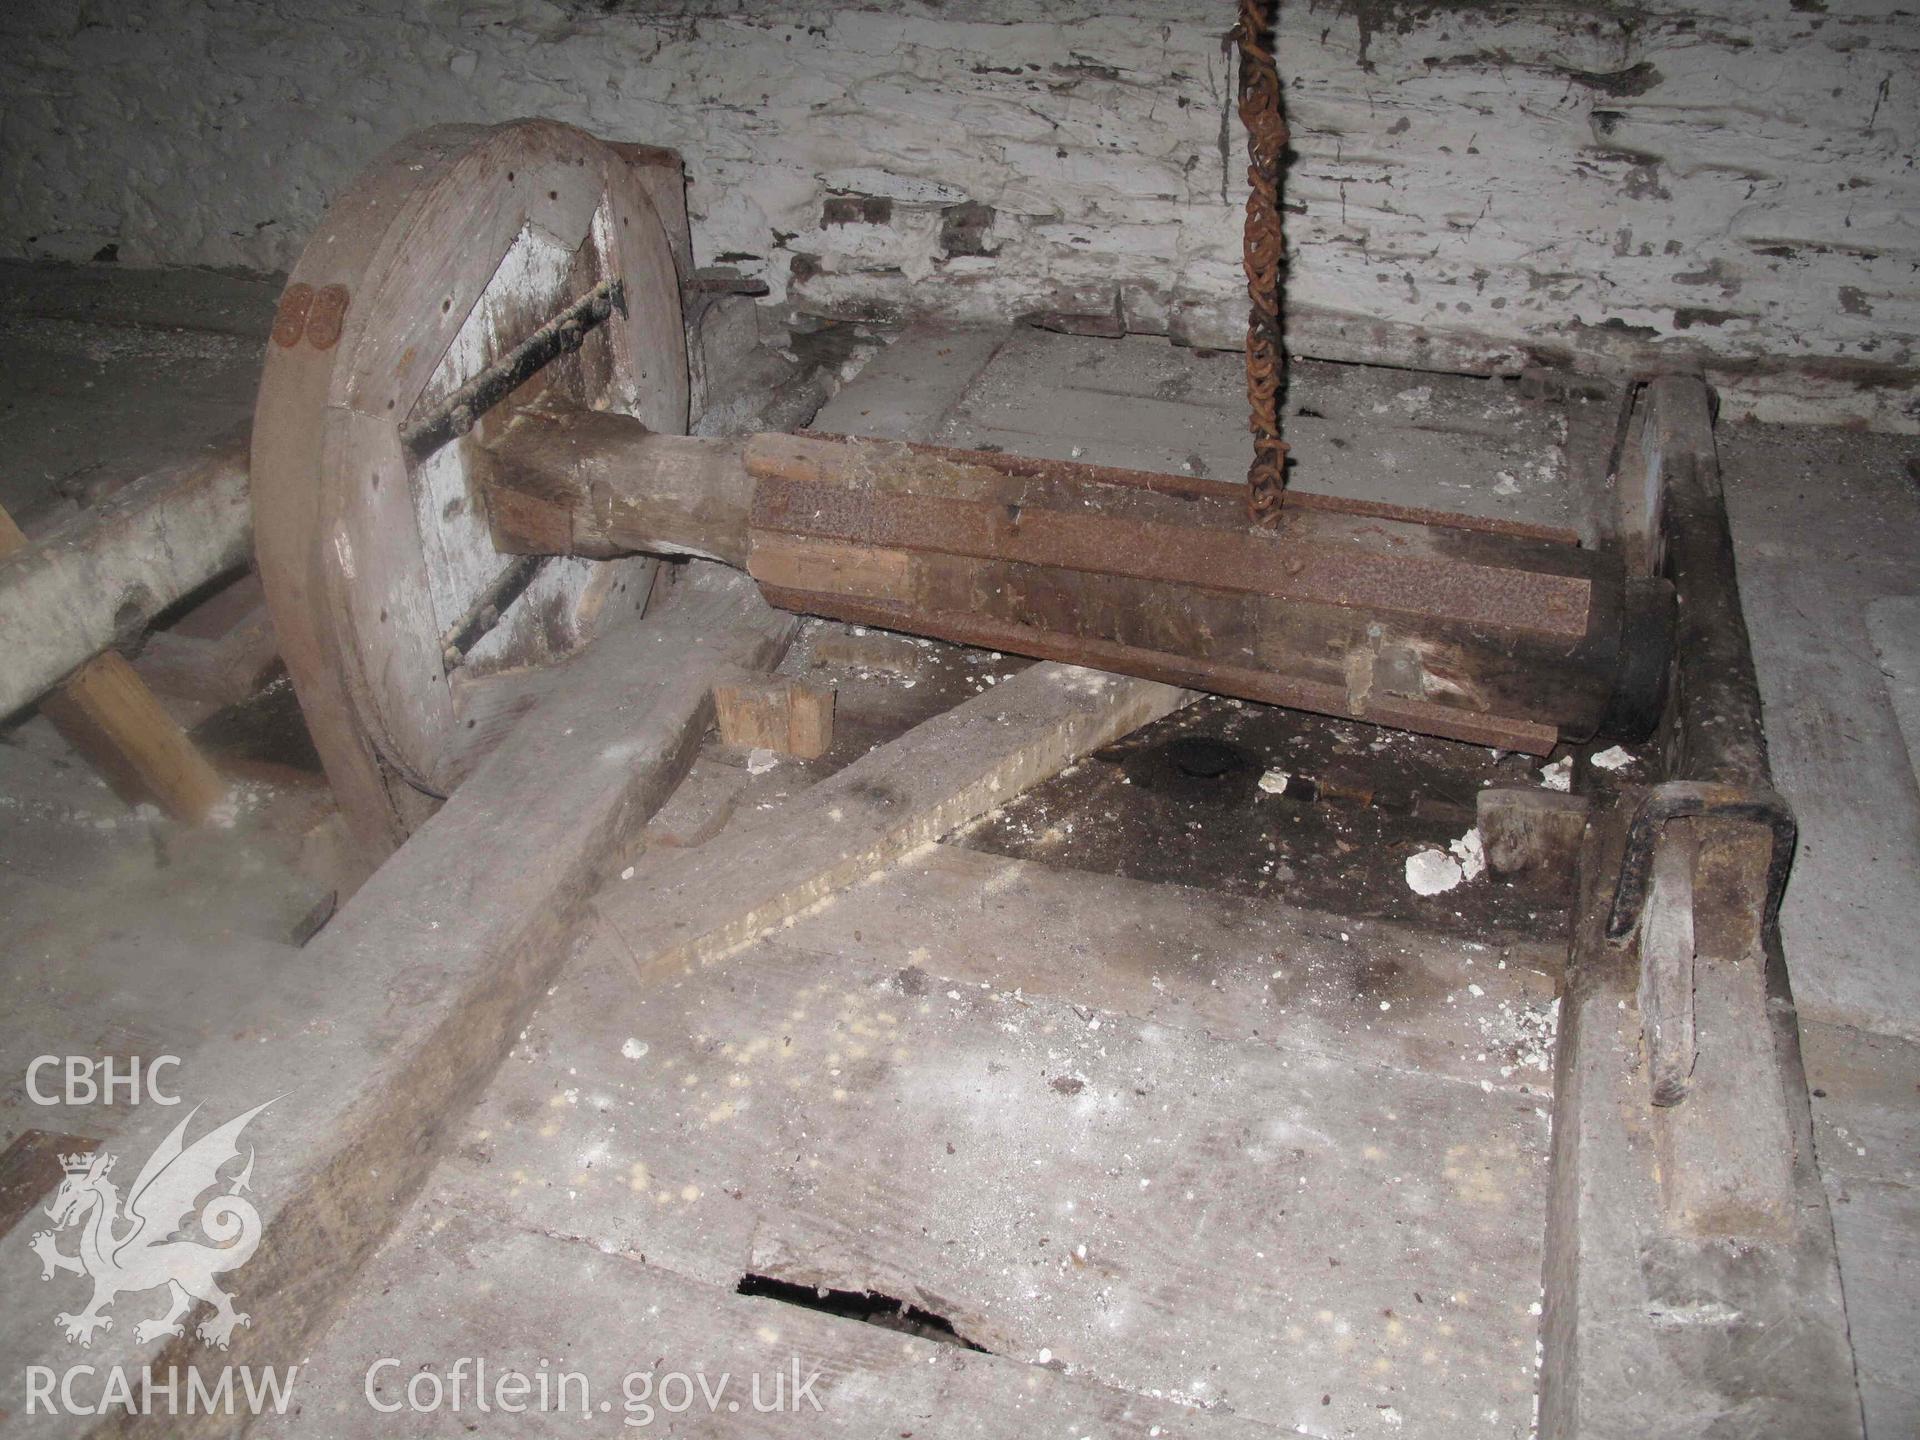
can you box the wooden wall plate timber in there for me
[251,120,691,862]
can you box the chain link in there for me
[1236,0,1289,525]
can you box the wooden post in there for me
[0,503,226,823]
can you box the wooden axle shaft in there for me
[476,409,1671,755]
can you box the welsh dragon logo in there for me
[29,1100,273,1350]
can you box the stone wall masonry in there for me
[3,1,1913,428]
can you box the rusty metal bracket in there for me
[1605,779,1796,944]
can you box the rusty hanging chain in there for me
[1236,0,1289,526]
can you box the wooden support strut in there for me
[477,408,1672,756]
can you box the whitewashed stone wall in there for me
[3,0,1914,428]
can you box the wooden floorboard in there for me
[258,1199,1277,1440]
[779,844,1562,1095]
[432,850,1552,1437]
[594,662,1188,984]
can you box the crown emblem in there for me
[59,1152,103,1175]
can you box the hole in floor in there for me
[734,1273,989,1353]
[1162,734,1246,779]
[1112,732,1259,801]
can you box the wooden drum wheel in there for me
[252,120,691,861]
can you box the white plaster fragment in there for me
[1448,827,1486,881]
[1405,848,1464,895]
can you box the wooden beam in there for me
[35,654,227,822]
[595,662,1188,982]
[0,439,251,719]
[1539,812,1860,1438]
[1540,377,1860,1438]
[1477,785,1590,882]
[479,409,752,566]
[0,502,225,822]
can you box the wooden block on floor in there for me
[1478,786,1590,882]
[714,675,835,759]
[1651,825,1796,1237]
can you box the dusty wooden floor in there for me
[2,266,1915,1435]
[252,328,1600,1439]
